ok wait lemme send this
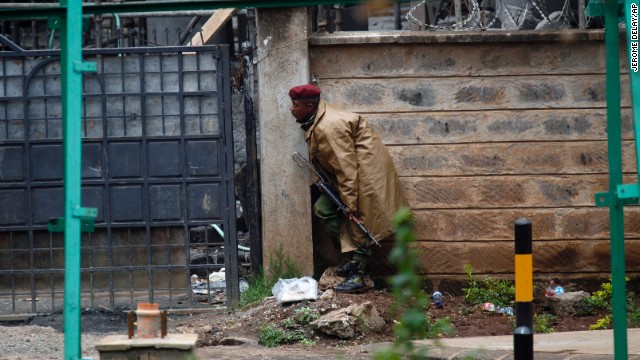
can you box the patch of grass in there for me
[258,324,309,347]
[374,208,453,360]
[239,244,301,308]
[238,270,273,308]
[293,306,320,326]
[267,243,302,280]
[533,313,556,334]
[281,317,296,329]
[279,307,320,330]
[462,264,515,308]
[299,337,317,346]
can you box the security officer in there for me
[289,84,410,293]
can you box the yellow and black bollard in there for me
[514,218,533,360]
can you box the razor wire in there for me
[406,0,597,31]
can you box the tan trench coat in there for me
[304,100,410,252]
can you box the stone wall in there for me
[256,8,315,276]
[308,30,637,290]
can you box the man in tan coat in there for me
[289,84,409,293]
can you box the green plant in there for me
[462,264,515,308]
[533,313,556,333]
[238,270,272,308]
[627,296,640,328]
[281,318,296,329]
[574,278,612,317]
[299,337,317,346]
[279,307,320,331]
[258,324,308,347]
[239,245,301,308]
[590,315,612,330]
[293,306,320,325]
[375,208,453,360]
[576,277,640,329]
[593,280,613,304]
[575,294,609,316]
[268,243,302,280]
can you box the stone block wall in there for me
[309,30,637,289]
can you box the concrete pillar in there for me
[256,7,313,275]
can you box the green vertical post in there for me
[604,0,628,356]
[60,0,84,359]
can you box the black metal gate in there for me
[0,41,238,314]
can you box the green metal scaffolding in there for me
[1,0,638,359]
[591,0,640,357]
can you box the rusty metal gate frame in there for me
[0,38,238,314]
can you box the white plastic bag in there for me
[209,268,225,282]
[271,276,318,303]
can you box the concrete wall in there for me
[256,8,314,275]
[306,30,637,289]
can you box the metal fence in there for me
[0,1,603,53]
[0,7,249,52]
[0,38,239,314]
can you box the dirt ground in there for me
[0,286,612,360]
[182,289,605,346]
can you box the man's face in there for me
[290,100,314,123]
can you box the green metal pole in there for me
[60,0,85,358]
[604,0,628,356]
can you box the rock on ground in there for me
[311,301,386,339]
[548,291,591,317]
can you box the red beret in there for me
[288,84,321,100]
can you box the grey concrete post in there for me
[256,7,313,275]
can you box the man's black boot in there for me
[335,260,360,277]
[334,271,367,293]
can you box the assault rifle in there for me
[291,151,381,247]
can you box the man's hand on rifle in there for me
[292,152,380,247]
[346,212,369,248]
